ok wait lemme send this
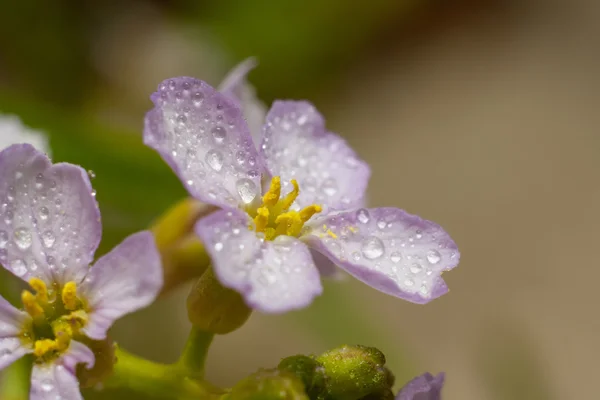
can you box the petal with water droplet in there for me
[0,145,101,284]
[144,77,265,209]
[30,341,94,400]
[195,210,323,313]
[260,101,370,212]
[396,372,445,400]
[0,296,32,369]
[79,231,163,340]
[304,208,460,304]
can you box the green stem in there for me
[0,357,30,400]
[178,327,214,379]
[106,347,219,400]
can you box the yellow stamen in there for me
[253,207,270,233]
[34,339,58,357]
[29,278,48,303]
[327,229,337,239]
[275,212,304,237]
[279,179,300,212]
[22,290,44,318]
[299,204,322,223]
[262,176,281,207]
[61,282,79,311]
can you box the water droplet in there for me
[352,251,361,261]
[192,91,204,106]
[390,252,402,263]
[39,207,50,220]
[426,250,442,264]
[356,209,370,224]
[91,189,97,197]
[42,231,56,248]
[14,171,23,180]
[13,227,32,250]
[205,150,224,171]
[236,179,258,204]
[211,126,227,144]
[35,174,44,189]
[322,179,338,197]
[87,170,96,179]
[0,231,8,248]
[361,236,384,259]
[404,278,415,287]
[415,230,423,239]
[3,211,13,224]
[11,259,27,277]
[41,379,54,392]
[420,284,429,295]
[214,242,223,252]
[410,263,423,274]
[377,220,387,230]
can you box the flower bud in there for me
[227,369,308,400]
[186,267,251,334]
[150,197,216,294]
[317,345,389,400]
[278,355,326,398]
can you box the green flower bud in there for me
[76,337,117,388]
[151,197,216,294]
[278,355,326,398]
[187,267,252,334]
[317,345,388,400]
[227,369,309,400]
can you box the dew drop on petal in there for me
[0,231,8,248]
[356,208,370,224]
[352,251,361,261]
[322,179,338,197]
[214,242,224,252]
[11,259,27,277]
[361,236,384,259]
[390,251,402,263]
[410,263,423,274]
[13,227,32,250]
[205,149,224,171]
[377,220,387,230]
[404,278,415,287]
[426,250,442,264]
[41,380,54,392]
[35,173,44,190]
[211,126,227,144]
[42,231,56,248]
[236,178,258,204]
[39,207,49,220]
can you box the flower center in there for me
[248,176,322,240]
[20,278,88,362]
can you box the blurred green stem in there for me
[106,347,222,400]
[178,327,214,379]
[0,357,30,400]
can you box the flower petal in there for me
[30,341,94,400]
[304,208,459,304]
[218,58,267,145]
[260,101,370,212]
[396,372,445,400]
[195,210,323,313]
[0,296,31,369]
[144,77,265,209]
[0,338,31,370]
[0,113,51,156]
[0,144,101,284]
[79,231,163,340]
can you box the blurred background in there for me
[1,0,599,399]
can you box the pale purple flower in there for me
[0,144,163,399]
[0,114,50,156]
[396,372,444,400]
[144,62,459,313]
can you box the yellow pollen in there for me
[29,278,48,303]
[348,226,358,233]
[22,290,44,318]
[279,179,300,212]
[61,282,79,311]
[33,339,58,357]
[248,176,322,240]
[262,176,281,207]
[253,206,270,233]
[326,229,337,239]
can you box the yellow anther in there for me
[299,204,322,223]
[327,229,337,239]
[348,226,358,233]
[262,176,281,207]
[33,339,58,357]
[22,290,44,318]
[253,207,270,233]
[61,282,79,311]
[29,278,48,303]
[275,212,304,237]
[279,179,300,212]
